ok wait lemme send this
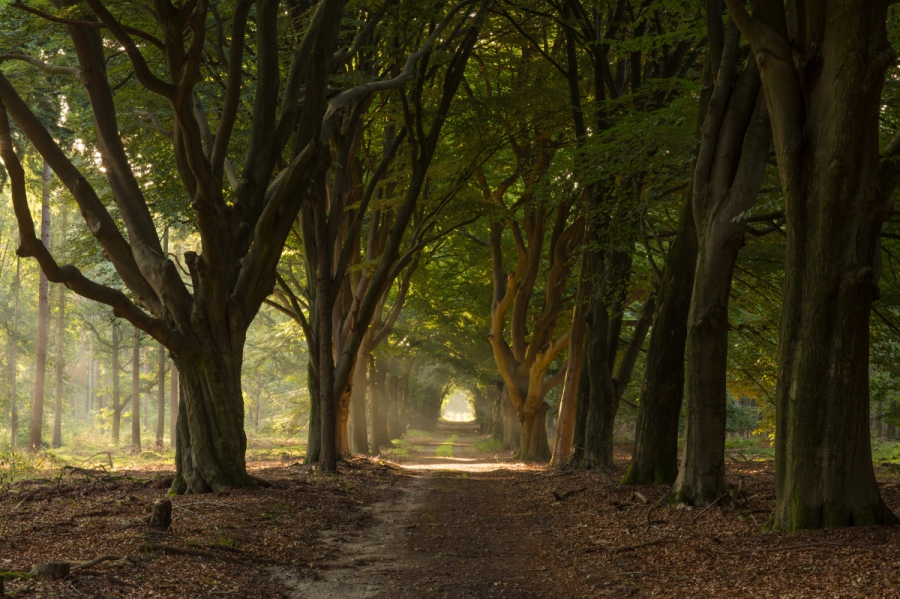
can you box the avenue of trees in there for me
[2,0,900,531]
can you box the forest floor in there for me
[3,424,900,597]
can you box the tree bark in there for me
[169,358,178,448]
[623,195,697,485]
[348,345,369,454]
[305,359,321,463]
[491,382,504,442]
[131,328,141,454]
[29,161,51,451]
[52,206,67,449]
[111,325,121,445]
[550,250,589,467]
[171,350,251,494]
[151,248,166,441]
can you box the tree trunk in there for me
[156,342,166,448]
[551,250,589,467]
[156,230,168,448]
[29,161,51,451]
[169,358,178,448]
[501,389,520,452]
[491,383,504,442]
[371,357,392,449]
[582,250,630,469]
[348,346,369,454]
[722,0,899,529]
[52,207,66,449]
[171,349,252,494]
[672,37,771,505]
[305,360,320,463]
[518,402,551,462]
[314,164,337,471]
[623,196,697,485]
[131,328,141,454]
[569,365,590,466]
[111,325,121,445]
[9,256,19,449]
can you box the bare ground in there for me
[3,424,900,597]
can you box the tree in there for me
[9,254,19,448]
[724,0,900,529]
[0,0,349,491]
[52,204,66,448]
[131,327,141,453]
[28,161,51,451]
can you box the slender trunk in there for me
[348,346,369,454]
[10,256,19,449]
[569,364,590,466]
[29,162,52,451]
[154,228,168,448]
[111,325,121,444]
[314,164,337,471]
[255,368,262,429]
[52,207,66,448]
[491,383,503,442]
[551,251,590,467]
[169,360,178,447]
[142,353,148,430]
[371,357,392,448]
[156,342,166,448]
[131,328,141,453]
[623,196,697,485]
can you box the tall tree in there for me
[28,161,51,451]
[9,254,19,448]
[724,0,900,529]
[155,229,168,448]
[0,0,348,491]
[52,205,66,448]
[131,327,140,453]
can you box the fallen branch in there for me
[552,487,587,501]
[250,475,274,488]
[79,452,114,469]
[176,501,241,511]
[141,544,241,563]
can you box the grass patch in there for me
[435,435,459,458]
[474,438,504,452]
[405,429,436,438]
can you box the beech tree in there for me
[0,0,353,491]
[724,0,900,529]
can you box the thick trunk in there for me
[131,328,141,454]
[348,347,369,454]
[171,351,251,494]
[623,197,697,485]
[29,161,51,451]
[518,402,551,462]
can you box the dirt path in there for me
[282,422,590,598]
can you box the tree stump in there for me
[32,561,71,580]
[148,499,172,530]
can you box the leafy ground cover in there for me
[3,424,900,597]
